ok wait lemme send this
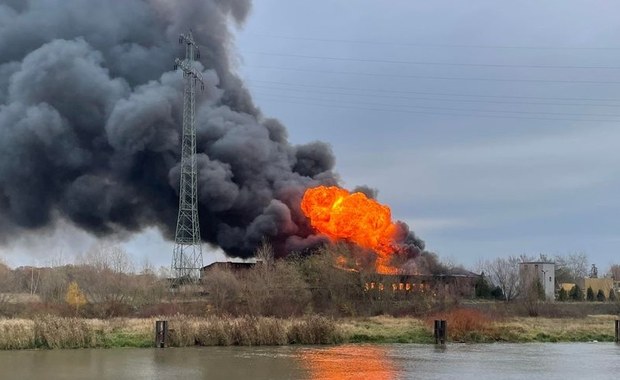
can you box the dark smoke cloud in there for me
[0,0,424,261]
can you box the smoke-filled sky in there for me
[2,0,620,271]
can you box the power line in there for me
[248,65,620,85]
[252,90,620,118]
[250,82,620,108]
[246,51,620,70]
[248,79,620,103]
[248,33,620,51]
[255,93,620,123]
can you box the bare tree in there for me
[255,239,275,265]
[555,252,589,283]
[483,256,522,301]
[203,266,243,315]
[78,244,134,273]
[75,244,137,316]
[38,266,70,303]
[609,264,620,280]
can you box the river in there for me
[0,343,618,379]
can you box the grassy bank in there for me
[0,313,618,350]
[341,313,618,343]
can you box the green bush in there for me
[596,289,606,302]
[475,275,493,299]
[557,288,568,301]
[569,285,583,301]
[586,287,595,302]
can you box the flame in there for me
[301,185,399,274]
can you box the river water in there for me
[0,343,618,380]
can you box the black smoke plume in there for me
[0,0,424,260]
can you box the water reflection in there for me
[299,344,399,380]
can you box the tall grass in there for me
[0,316,154,349]
[0,315,343,350]
[340,315,434,343]
[288,316,343,344]
[168,315,341,346]
[0,319,35,349]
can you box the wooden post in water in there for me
[155,320,169,348]
[434,319,447,345]
[615,319,619,343]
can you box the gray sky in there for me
[2,0,619,271]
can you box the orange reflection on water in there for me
[298,345,398,380]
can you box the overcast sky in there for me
[2,0,620,271]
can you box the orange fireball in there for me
[301,185,398,273]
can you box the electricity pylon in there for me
[171,30,204,284]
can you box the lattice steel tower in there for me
[172,31,204,283]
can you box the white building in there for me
[519,261,555,301]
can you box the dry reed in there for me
[0,319,35,349]
[169,315,338,346]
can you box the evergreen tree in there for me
[596,289,606,302]
[569,285,583,301]
[533,279,545,301]
[475,274,492,299]
[586,286,595,301]
[609,289,617,302]
[557,287,568,301]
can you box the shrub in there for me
[238,260,312,317]
[569,285,583,301]
[202,267,242,315]
[596,289,606,302]
[490,286,505,300]
[557,287,568,301]
[586,287,595,302]
[474,275,493,299]
[428,308,495,342]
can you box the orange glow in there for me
[299,345,397,380]
[301,185,399,274]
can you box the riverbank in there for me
[0,314,618,349]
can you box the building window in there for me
[549,276,552,282]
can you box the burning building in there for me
[301,185,425,274]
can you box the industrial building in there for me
[519,261,555,301]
